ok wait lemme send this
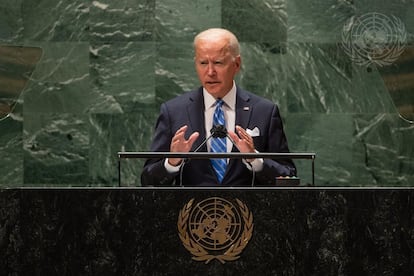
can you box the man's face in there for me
[194,38,241,99]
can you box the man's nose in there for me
[207,63,216,76]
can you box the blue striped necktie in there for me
[211,99,227,182]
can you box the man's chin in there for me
[204,83,222,92]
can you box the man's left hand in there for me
[228,125,255,161]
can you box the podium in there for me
[117,151,316,187]
[0,187,413,274]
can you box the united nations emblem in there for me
[341,12,407,67]
[177,197,253,264]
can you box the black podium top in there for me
[1,187,413,275]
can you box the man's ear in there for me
[234,55,242,72]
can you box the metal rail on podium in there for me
[117,152,316,187]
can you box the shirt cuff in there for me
[243,153,264,171]
[164,158,182,173]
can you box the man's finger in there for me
[187,132,200,144]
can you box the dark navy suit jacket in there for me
[141,86,296,186]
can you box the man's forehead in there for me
[196,37,230,50]
[195,45,231,58]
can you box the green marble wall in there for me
[0,0,413,187]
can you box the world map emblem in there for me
[177,197,253,264]
[341,12,407,67]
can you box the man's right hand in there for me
[168,125,199,166]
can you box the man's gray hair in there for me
[193,28,240,57]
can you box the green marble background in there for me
[0,0,413,187]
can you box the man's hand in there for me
[228,125,255,161]
[168,125,199,166]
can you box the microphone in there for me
[178,125,222,187]
[179,125,256,187]
[210,124,227,138]
[192,124,228,152]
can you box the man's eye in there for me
[214,61,223,64]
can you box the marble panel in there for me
[89,110,158,186]
[0,1,24,43]
[285,114,353,186]
[89,42,155,114]
[90,0,155,42]
[0,116,23,187]
[287,0,355,43]
[21,0,89,41]
[238,42,288,113]
[223,0,286,47]
[351,65,400,114]
[352,114,414,186]
[23,113,89,185]
[23,42,91,114]
[155,0,221,41]
[155,42,199,105]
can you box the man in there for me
[141,28,296,186]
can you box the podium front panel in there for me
[0,188,412,275]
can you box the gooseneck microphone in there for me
[178,125,224,187]
[189,124,230,154]
[210,124,227,138]
[178,124,255,187]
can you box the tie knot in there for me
[216,99,224,108]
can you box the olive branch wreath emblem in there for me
[341,12,407,67]
[177,198,254,264]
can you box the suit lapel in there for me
[187,88,207,151]
[234,87,252,150]
[235,87,252,131]
[186,88,219,181]
[223,87,252,183]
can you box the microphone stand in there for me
[178,126,219,187]
[178,124,257,187]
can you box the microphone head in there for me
[211,124,227,138]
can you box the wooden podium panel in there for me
[0,188,413,275]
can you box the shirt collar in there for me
[203,81,237,110]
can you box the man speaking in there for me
[141,28,296,186]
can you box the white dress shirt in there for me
[165,81,263,172]
[203,82,236,153]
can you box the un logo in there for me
[177,197,253,264]
[341,12,407,67]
